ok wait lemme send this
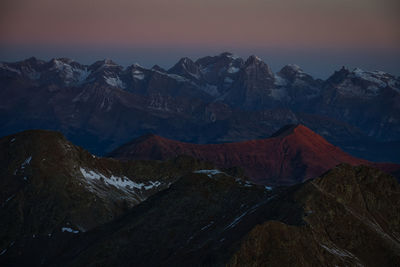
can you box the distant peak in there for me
[102,59,118,66]
[340,66,349,72]
[132,133,166,143]
[132,62,144,68]
[246,55,262,63]
[286,64,303,72]
[91,59,118,67]
[20,56,46,66]
[178,57,194,65]
[51,57,74,65]
[270,124,316,138]
[26,56,39,62]
[270,124,300,138]
[219,52,240,59]
[278,64,308,80]
[352,67,364,73]
[169,57,200,77]
[220,52,233,56]
[90,59,121,71]
[151,65,166,72]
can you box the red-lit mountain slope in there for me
[109,124,400,185]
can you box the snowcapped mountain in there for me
[325,66,400,98]
[1,53,399,162]
[319,67,400,141]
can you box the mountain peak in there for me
[277,64,310,82]
[270,124,319,139]
[219,52,240,59]
[52,57,74,64]
[168,57,200,79]
[135,133,164,142]
[151,64,166,72]
[245,55,262,65]
[24,56,42,64]
[90,59,118,70]
[103,59,117,66]
[176,57,195,66]
[270,124,300,138]
[285,64,303,72]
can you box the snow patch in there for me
[193,169,224,178]
[21,156,32,170]
[227,66,240,73]
[27,71,41,80]
[0,63,21,74]
[0,241,15,256]
[51,59,91,84]
[200,84,219,96]
[132,70,145,80]
[61,227,79,234]
[201,221,214,231]
[104,76,126,88]
[270,88,288,100]
[224,197,275,230]
[223,53,240,60]
[74,67,91,83]
[1,194,15,207]
[287,64,303,73]
[320,244,358,260]
[80,167,162,191]
[352,68,387,88]
[167,73,189,83]
[225,210,248,229]
[224,77,234,84]
[274,74,288,86]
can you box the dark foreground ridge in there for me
[1,130,399,266]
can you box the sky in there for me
[0,0,399,78]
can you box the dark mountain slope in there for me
[0,130,212,265]
[230,164,400,266]
[44,165,400,267]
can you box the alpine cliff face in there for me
[109,124,400,185]
[1,53,399,163]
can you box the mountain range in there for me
[1,52,399,163]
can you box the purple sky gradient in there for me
[1,0,399,78]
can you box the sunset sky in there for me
[1,0,399,77]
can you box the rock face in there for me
[109,124,400,185]
[1,54,399,163]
